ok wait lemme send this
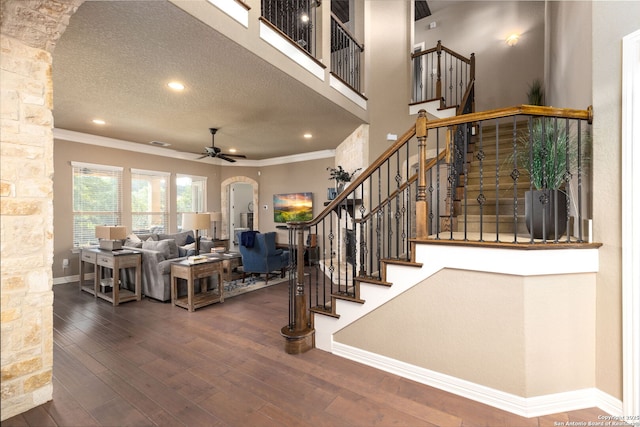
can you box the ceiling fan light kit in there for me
[197,128,246,163]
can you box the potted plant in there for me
[514,117,584,239]
[327,166,362,194]
[526,78,545,106]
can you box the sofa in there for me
[237,231,290,283]
[122,230,215,301]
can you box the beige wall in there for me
[589,0,640,402]
[256,157,335,243]
[53,138,335,278]
[365,1,415,160]
[415,1,545,111]
[335,269,596,397]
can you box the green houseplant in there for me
[327,166,362,193]
[526,78,545,106]
[515,117,584,239]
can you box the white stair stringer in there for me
[313,243,601,352]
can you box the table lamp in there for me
[182,212,211,254]
[95,225,127,250]
[210,211,222,239]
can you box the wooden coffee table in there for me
[170,258,224,312]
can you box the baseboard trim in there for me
[53,274,88,285]
[332,342,622,418]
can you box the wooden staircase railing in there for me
[281,104,594,354]
[411,40,475,112]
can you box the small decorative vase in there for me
[327,188,337,200]
[337,182,345,194]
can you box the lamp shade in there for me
[182,213,211,231]
[95,225,127,240]
[210,211,222,222]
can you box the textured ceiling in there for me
[52,1,366,161]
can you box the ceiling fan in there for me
[198,128,246,163]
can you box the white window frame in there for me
[176,174,207,231]
[71,161,123,248]
[131,168,170,235]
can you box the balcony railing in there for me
[411,40,475,110]
[261,0,317,56]
[282,104,594,347]
[330,12,364,94]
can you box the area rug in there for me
[223,275,288,299]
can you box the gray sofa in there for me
[122,230,215,301]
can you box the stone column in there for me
[1,0,83,420]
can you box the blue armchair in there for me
[238,232,289,283]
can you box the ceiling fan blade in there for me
[217,154,237,163]
[223,153,247,158]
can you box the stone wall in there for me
[0,0,82,420]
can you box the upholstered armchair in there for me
[238,232,289,283]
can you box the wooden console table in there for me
[79,247,142,306]
[171,258,224,312]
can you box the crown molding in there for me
[53,128,335,166]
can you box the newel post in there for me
[416,110,429,239]
[281,225,314,354]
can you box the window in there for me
[131,169,169,235]
[176,174,207,230]
[72,162,123,248]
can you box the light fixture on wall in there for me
[506,33,520,46]
[210,211,222,240]
[182,213,210,254]
[95,225,127,250]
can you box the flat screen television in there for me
[273,192,313,223]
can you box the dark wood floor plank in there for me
[4,281,611,427]
[97,370,183,427]
[47,373,100,426]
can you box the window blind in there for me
[71,162,123,247]
[131,169,170,234]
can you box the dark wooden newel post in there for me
[281,225,314,354]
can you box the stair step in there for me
[356,276,392,287]
[310,305,339,318]
[333,291,365,304]
[456,215,529,233]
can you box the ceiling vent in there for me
[150,140,171,147]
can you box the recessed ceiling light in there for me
[303,133,312,139]
[228,148,237,153]
[167,81,185,91]
[92,119,106,125]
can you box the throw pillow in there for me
[127,233,141,242]
[159,231,194,247]
[124,238,142,248]
[185,234,196,245]
[178,242,197,257]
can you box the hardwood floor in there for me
[4,280,609,427]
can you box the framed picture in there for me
[273,192,313,223]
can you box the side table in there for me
[208,252,243,282]
[79,248,142,306]
[171,258,224,312]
